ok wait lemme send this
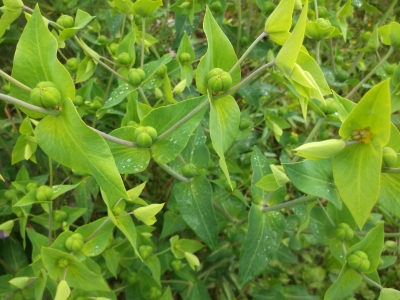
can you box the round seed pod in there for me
[117,52,131,65]
[207,68,232,93]
[347,250,370,272]
[334,223,354,241]
[66,58,79,71]
[382,147,397,167]
[56,15,74,28]
[36,186,54,201]
[136,132,153,148]
[182,163,198,178]
[65,233,85,252]
[179,52,191,63]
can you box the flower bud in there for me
[36,186,54,201]
[184,252,200,270]
[58,258,69,268]
[384,240,397,252]
[294,139,345,160]
[179,52,191,63]
[210,1,222,13]
[109,43,119,55]
[117,52,132,65]
[334,223,354,241]
[73,95,83,106]
[182,163,198,178]
[2,83,11,94]
[347,250,370,273]
[66,58,79,71]
[316,18,331,29]
[207,68,232,94]
[139,245,153,259]
[318,6,328,18]
[320,98,337,114]
[65,233,85,252]
[97,35,108,45]
[382,147,398,167]
[56,15,75,28]
[5,190,16,200]
[54,210,68,222]
[155,65,167,77]
[26,182,38,192]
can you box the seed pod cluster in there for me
[128,68,146,86]
[207,68,233,94]
[134,126,158,148]
[30,81,61,109]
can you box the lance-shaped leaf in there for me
[172,176,218,249]
[11,6,75,118]
[177,33,195,86]
[294,139,345,160]
[264,0,295,45]
[324,265,362,300]
[209,95,240,188]
[239,205,285,286]
[196,6,240,95]
[0,0,23,38]
[132,0,163,18]
[275,3,307,77]
[36,99,128,208]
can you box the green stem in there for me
[216,61,275,99]
[359,273,384,290]
[85,218,111,242]
[346,47,394,99]
[138,88,151,106]
[348,52,364,74]
[156,97,210,141]
[330,39,337,75]
[318,199,335,226]
[150,45,161,59]
[0,93,60,115]
[382,168,400,174]
[213,201,236,223]
[158,163,192,183]
[315,41,321,65]
[0,133,12,158]
[230,31,267,74]
[314,0,319,18]
[113,285,130,293]
[377,0,398,26]
[141,18,146,69]
[236,0,242,55]
[48,202,53,246]
[356,231,400,238]
[91,128,136,147]
[291,118,325,163]
[73,36,128,83]
[48,157,53,187]
[154,247,171,256]
[160,280,192,286]
[198,258,230,279]
[0,70,32,93]
[262,195,317,212]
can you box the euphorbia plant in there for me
[0,0,400,299]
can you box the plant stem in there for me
[158,163,192,183]
[160,280,192,286]
[73,36,128,83]
[138,88,151,106]
[213,201,237,223]
[377,0,398,26]
[356,231,400,238]
[48,202,53,246]
[0,70,32,93]
[154,247,171,256]
[141,18,146,69]
[85,218,111,242]
[262,195,317,212]
[346,47,394,99]
[0,93,60,116]
[315,41,321,65]
[359,273,384,290]
[230,31,267,74]
[330,39,337,75]
[348,52,364,74]
[382,168,400,174]
[216,61,275,99]
[48,157,53,187]
[318,199,335,226]
[156,97,210,141]
[91,128,136,147]
[236,0,242,55]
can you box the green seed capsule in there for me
[382,147,397,167]
[182,163,198,178]
[136,132,153,148]
[334,223,354,241]
[30,82,61,109]
[347,250,370,272]
[155,65,167,77]
[117,52,131,65]
[66,58,79,71]
[109,43,119,55]
[54,210,68,222]
[336,69,349,82]
[65,233,85,252]
[210,1,222,13]
[36,186,54,201]
[207,68,233,93]
[239,118,251,130]
[179,52,191,63]
[128,69,143,86]
[56,15,74,28]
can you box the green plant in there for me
[0,0,400,299]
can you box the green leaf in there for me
[59,9,95,41]
[251,146,273,204]
[172,176,218,249]
[196,7,240,95]
[389,22,400,49]
[54,280,70,300]
[160,210,187,239]
[378,173,400,219]
[142,96,207,164]
[97,83,137,118]
[103,248,120,277]
[324,265,362,300]
[339,80,391,147]
[75,217,114,257]
[132,0,163,18]
[275,3,307,77]
[333,142,382,229]
[239,205,285,286]
[209,95,240,188]
[76,56,97,83]
[332,91,356,123]
[177,33,195,86]
[36,99,128,208]
[284,158,341,208]
[264,0,294,44]
[41,247,110,291]
[1,237,28,272]
[379,288,400,300]
[0,8,22,39]
[107,127,150,174]
[26,228,48,260]
[256,174,280,191]
[11,6,75,118]
[346,222,384,273]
